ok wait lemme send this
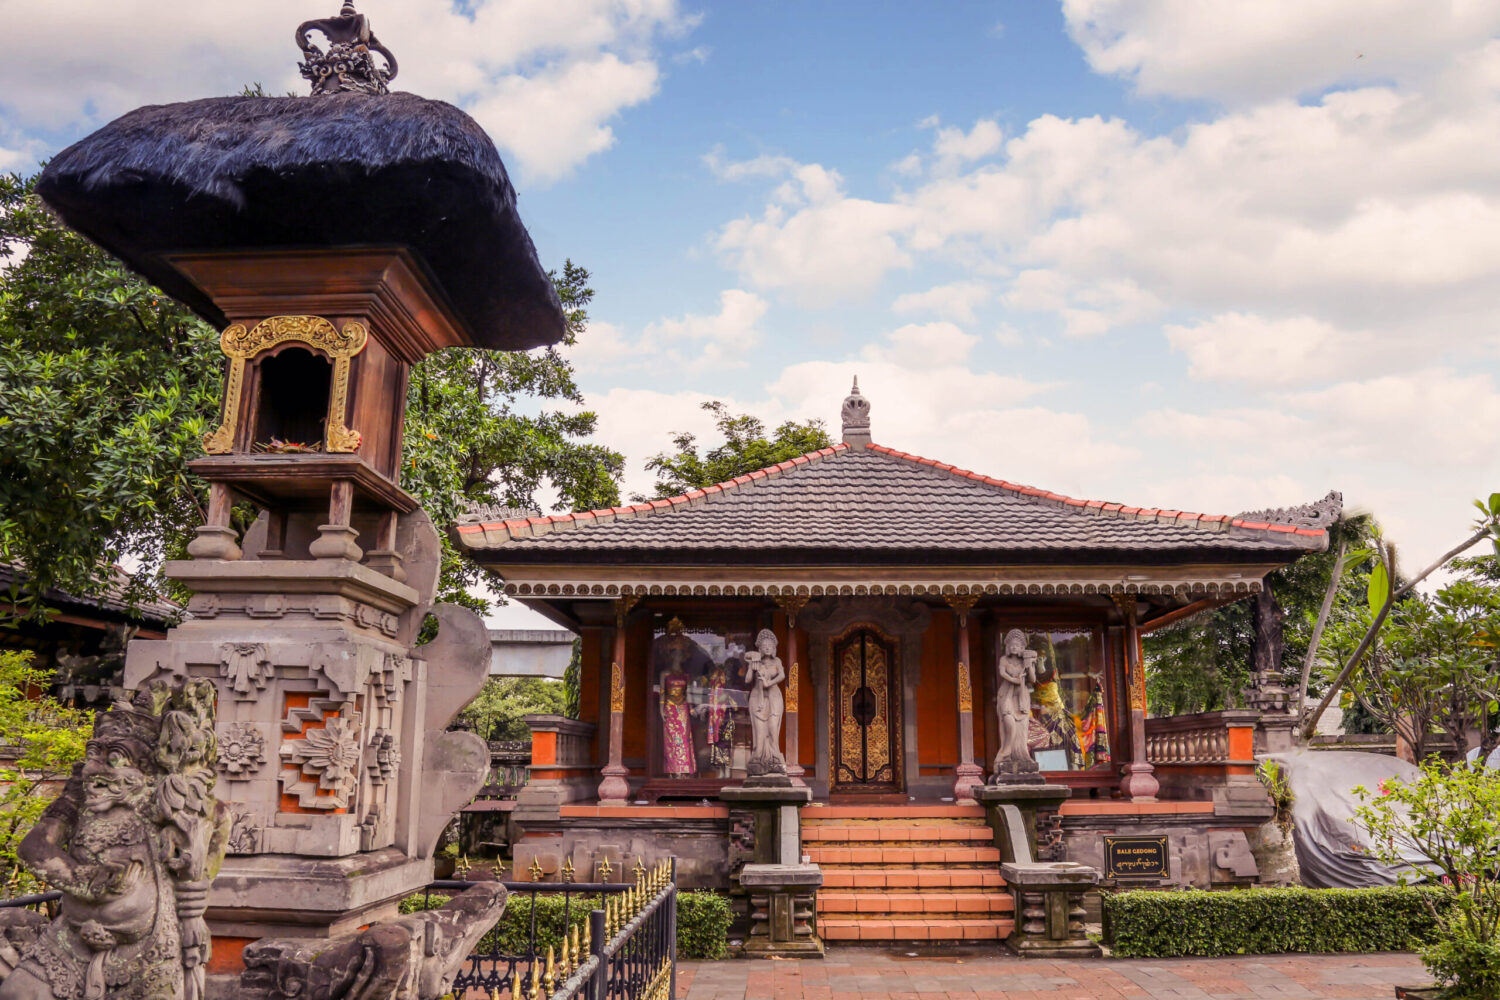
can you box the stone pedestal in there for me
[125,511,493,958]
[975,783,1070,864]
[721,783,823,958]
[1000,862,1101,958]
[740,865,824,958]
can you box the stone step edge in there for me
[818,893,1014,915]
[819,918,1014,942]
[807,805,986,819]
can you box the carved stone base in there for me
[740,865,824,959]
[597,763,630,806]
[952,761,985,803]
[309,523,363,561]
[975,784,1070,864]
[363,549,406,583]
[1120,761,1160,802]
[1001,862,1100,959]
[990,757,1044,785]
[188,525,244,560]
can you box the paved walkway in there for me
[678,947,1424,999]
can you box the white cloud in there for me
[0,0,691,183]
[1165,312,1371,386]
[1061,0,1500,104]
[892,281,991,323]
[931,118,1005,171]
[861,322,978,369]
[574,289,767,374]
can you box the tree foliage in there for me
[0,169,621,620]
[642,401,832,499]
[454,676,569,741]
[0,651,91,892]
[1145,513,1378,715]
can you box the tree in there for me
[1144,513,1377,715]
[0,170,621,620]
[642,401,833,499]
[0,651,91,893]
[455,677,569,742]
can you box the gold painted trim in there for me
[787,660,799,712]
[610,660,625,713]
[202,315,369,455]
[958,659,973,713]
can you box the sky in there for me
[2,0,1498,630]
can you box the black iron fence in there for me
[429,857,676,1000]
[0,889,60,913]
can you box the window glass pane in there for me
[650,619,755,779]
[1026,629,1111,772]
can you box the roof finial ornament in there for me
[841,376,871,448]
[296,0,399,96]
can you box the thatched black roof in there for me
[37,93,565,351]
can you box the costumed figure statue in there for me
[658,635,696,778]
[0,680,230,1000]
[741,629,787,777]
[992,628,1041,781]
[1027,664,1081,769]
[696,663,736,777]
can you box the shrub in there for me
[1355,761,1500,999]
[398,888,732,961]
[676,891,731,960]
[1102,886,1448,958]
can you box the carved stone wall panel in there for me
[220,721,270,778]
[280,698,365,810]
[220,641,273,699]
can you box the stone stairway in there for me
[803,804,1014,943]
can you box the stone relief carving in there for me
[0,679,229,1000]
[365,731,400,785]
[743,629,787,777]
[295,2,399,98]
[238,883,505,1000]
[218,722,268,778]
[219,642,272,700]
[371,653,409,706]
[993,628,1041,781]
[1237,490,1343,530]
[840,377,870,440]
[279,701,363,810]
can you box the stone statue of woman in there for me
[741,628,787,777]
[992,627,1042,781]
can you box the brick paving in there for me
[676,947,1425,999]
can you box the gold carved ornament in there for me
[957,659,973,713]
[610,661,625,713]
[786,659,799,713]
[202,315,369,454]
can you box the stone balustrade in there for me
[1144,709,1260,766]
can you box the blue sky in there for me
[3,1,1499,628]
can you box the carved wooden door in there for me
[831,628,901,791]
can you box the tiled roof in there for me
[454,442,1326,561]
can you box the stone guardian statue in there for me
[992,628,1042,782]
[742,628,787,777]
[0,680,230,1000]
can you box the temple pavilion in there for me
[454,382,1330,812]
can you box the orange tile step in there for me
[817,892,1014,916]
[807,805,986,820]
[801,824,993,842]
[820,867,1006,889]
[819,917,1014,942]
[805,845,1002,865]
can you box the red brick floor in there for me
[676,947,1425,999]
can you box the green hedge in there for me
[399,888,731,960]
[1103,886,1449,958]
[676,892,732,960]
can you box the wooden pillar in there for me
[946,595,984,802]
[597,596,638,805]
[1113,595,1158,802]
[309,477,362,560]
[186,481,243,560]
[776,595,809,786]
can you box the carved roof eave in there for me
[488,560,1288,602]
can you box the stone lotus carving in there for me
[218,722,268,778]
[219,643,272,701]
[279,703,363,810]
[0,679,229,1000]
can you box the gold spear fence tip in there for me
[632,857,647,884]
[529,957,541,1000]
[528,857,544,882]
[560,856,575,883]
[543,946,555,994]
[509,968,522,1000]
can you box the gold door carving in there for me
[832,628,901,791]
